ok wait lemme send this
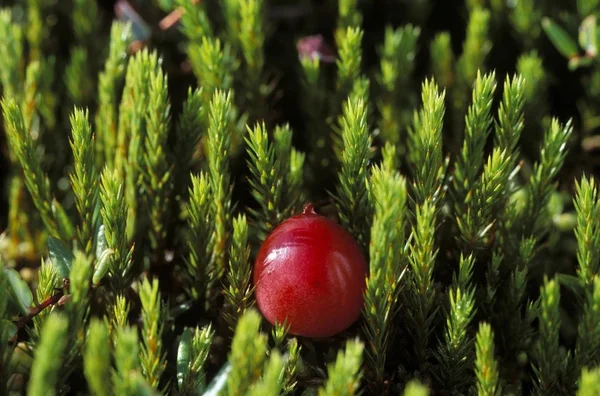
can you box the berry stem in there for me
[302,203,317,215]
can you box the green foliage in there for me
[435,255,476,393]
[0,262,16,394]
[517,51,548,129]
[224,309,268,395]
[454,7,491,122]
[67,252,92,352]
[573,177,600,377]
[188,38,237,102]
[574,277,600,377]
[494,75,525,161]
[452,71,496,209]
[71,0,99,45]
[337,0,362,30]
[456,148,514,249]
[238,0,265,87]
[177,0,212,42]
[334,95,372,250]
[2,98,73,242]
[452,73,523,250]
[542,18,580,60]
[430,32,454,89]
[84,320,112,396]
[183,172,213,302]
[408,79,446,205]
[177,324,214,393]
[139,278,166,388]
[0,9,24,102]
[404,380,429,396]
[27,314,68,396]
[65,48,92,104]
[533,277,569,394]
[32,259,58,335]
[474,322,500,396]
[406,199,438,368]
[318,338,364,396]
[69,109,99,255]
[248,350,285,396]
[579,367,600,396]
[1,1,600,395]
[100,169,133,290]
[66,0,100,108]
[142,61,173,251]
[245,122,293,239]
[574,176,600,288]
[223,214,253,330]
[510,0,541,47]
[174,88,203,194]
[457,7,491,88]
[521,118,573,237]
[112,326,151,394]
[106,294,130,337]
[377,25,420,150]
[363,165,407,385]
[96,21,131,169]
[336,27,364,106]
[206,89,235,303]
[281,337,300,394]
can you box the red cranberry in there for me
[253,204,368,338]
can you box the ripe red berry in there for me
[253,203,368,338]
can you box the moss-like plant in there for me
[1,0,600,395]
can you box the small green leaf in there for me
[93,224,112,285]
[4,268,33,315]
[177,328,193,388]
[579,15,598,57]
[202,362,231,396]
[95,224,108,259]
[92,248,113,285]
[48,236,74,278]
[542,17,580,58]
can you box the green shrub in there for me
[1,0,600,394]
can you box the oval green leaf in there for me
[177,328,193,388]
[95,224,108,259]
[48,236,74,278]
[579,15,597,57]
[542,17,580,58]
[93,248,113,285]
[4,268,33,315]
